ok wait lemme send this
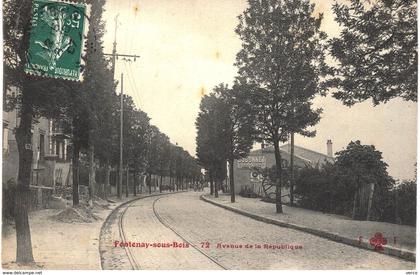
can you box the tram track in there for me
[99,191,226,270]
[117,198,142,269]
[99,192,181,270]
[152,197,228,270]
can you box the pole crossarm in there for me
[107,15,140,199]
[104,53,141,58]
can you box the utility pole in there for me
[290,132,295,206]
[111,14,118,77]
[119,73,124,198]
[126,165,129,198]
[104,14,140,199]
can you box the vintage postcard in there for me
[2,0,417,273]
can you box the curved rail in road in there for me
[118,199,142,269]
[100,192,227,270]
[99,192,178,270]
[152,197,228,270]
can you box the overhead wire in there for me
[127,62,142,109]
[121,0,142,110]
[126,62,143,111]
[123,61,142,109]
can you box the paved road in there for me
[122,194,222,269]
[120,191,414,269]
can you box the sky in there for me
[102,0,417,180]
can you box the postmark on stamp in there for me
[25,0,87,81]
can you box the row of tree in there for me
[196,0,416,212]
[196,84,254,201]
[3,0,201,264]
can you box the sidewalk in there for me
[201,193,416,262]
[2,191,166,270]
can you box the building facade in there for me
[232,141,334,201]
[2,86,72,211]
[3,108,72,187]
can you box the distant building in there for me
[232,141,334,200]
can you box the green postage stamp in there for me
[25,0,87,81]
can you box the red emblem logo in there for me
[369,232,387,251]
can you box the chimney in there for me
[327,139,333,157]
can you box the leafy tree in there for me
[188,157,203,189]
[154,132,170,192]
[335,140,393,220]
[235,0,328,213]
[79,0,115,203]
[88,1,119,198]
[175,148,191,190]
[393,180,416,226]
[124,103,150,195]
[214,83,255,202]
[329,0,417,105]
[196,92,230,197]
[3,0,115,262]
[195,109,216,194]
[145,126,172,193]
[295,141,401,223]
[2,0,81,263]
[167,143,177,191]
[114,94,151,196]
[294,163,345,213]
[167,143,196,191]
[157,140,172,192]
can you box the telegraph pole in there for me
[120,73,124,199]
[111,14,118,76]
[104,14,140,199]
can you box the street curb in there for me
[200,195,415,262]
[99,191,187,269]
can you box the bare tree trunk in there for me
[210,171,214,195]
[229,159,235,203]
[160,174,163,193]
[366,182,375,221]
[88,144,95,206]
[352,176,360,220]
[148,174,152,194]
[104,163,110,200]
[117,165,121,199]
[394,190,400,224]
[14,93,35,263]
[133,171,137,196]
[125,167,129,197]
[273,140,283,213]
[140,175,143,194]
[214,178,219,198]
[72,143,80,206]
[352,189,358,220]
[290,132,295,206]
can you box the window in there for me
[55,141,60,158]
